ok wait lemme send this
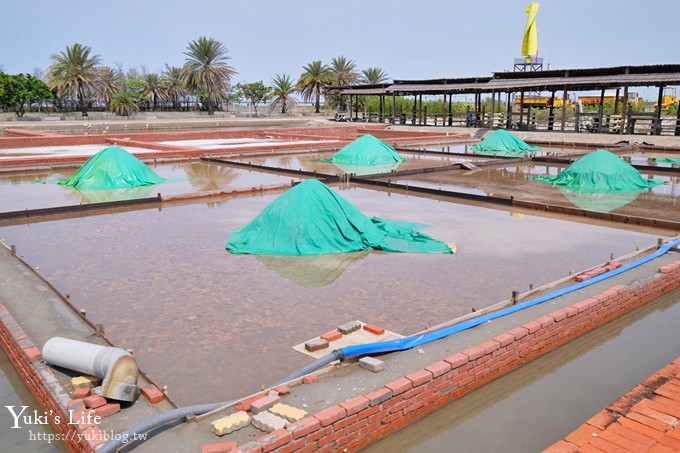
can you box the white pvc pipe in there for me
[43,337,139,401]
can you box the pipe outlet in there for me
[43,337,139,402]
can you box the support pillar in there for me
[620,86,629,135]
[655,85,664,135]
[597,89,605,133]
[506,92,513,129]
[518,91,525,130]
[548,91,556,131]
[560,87,568,132]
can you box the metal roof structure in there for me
[326,64,680,96]
[487,64,680,92]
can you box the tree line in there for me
[0,37,389,117]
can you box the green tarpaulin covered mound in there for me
[318,134,405,166]
[226,179,452,255]
[58,146,166,191]
[530,149,664,194]
[653,157,680,164]
[471,129,539,157]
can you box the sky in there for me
[1,0,679,96]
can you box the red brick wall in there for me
[238,259,680,453]
[0,305,107,452]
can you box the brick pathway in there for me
[545,357,680,452]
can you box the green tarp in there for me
[530,149,664,193]
[226,179,452,255]
[58,146,166,191]
[471,129,539,157]
[317,134,405,166]
[653,157,680,164]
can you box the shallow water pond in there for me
[0,186,660,405]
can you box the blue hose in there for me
[340,238,680,359]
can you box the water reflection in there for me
[256,252,369,288]
[184,161,236,191]
[72,185,157,204]
[333,162,401,176]
[559,189,643,213]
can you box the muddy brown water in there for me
[230,148,484,176]
[387,165,680,223]
[0,186,662,406]
[364,288,680,453]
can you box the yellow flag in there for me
[522,2,540,58]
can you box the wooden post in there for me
[614,88,620,114]
[442,94,446,127]
[675,96,680,136]
[490,91,495,128]
[597,89,605,133]
[518,91,525,130]
[379,95,384,123]
[424,105,427,126]
[411,96,417,125]
[448,94,453,126]
[620,85,629,135]
[548,90,556,130]
[391,93,396,124]
[348,95,353,122]
[655,85,664,135]
[419,95,423,125]
[560,87,568,132]
[506,92,513,129]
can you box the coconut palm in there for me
[95,66,124,108]
[182,36,236,115]
[141,72,166,111]
[46,43,101,116]
[361,67,389,85]
[162,65,186,111]
[269,74,298,114]
[330,55,359,86]
[296,60,332,113]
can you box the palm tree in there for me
[182,36,236,115]
[141,72,166,111]
[296,60,332,113]
[269,74,298,114]
[94,66,124,109]
[109,91,139,116]
[46,43,101,116]
[361,67,389,85]
[330,55,359,86]
[162,65,187,111]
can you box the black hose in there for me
[99,350,343,452]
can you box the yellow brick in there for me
[210,411,250,436]
[269,403,307,422]
[71,376,98,389]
